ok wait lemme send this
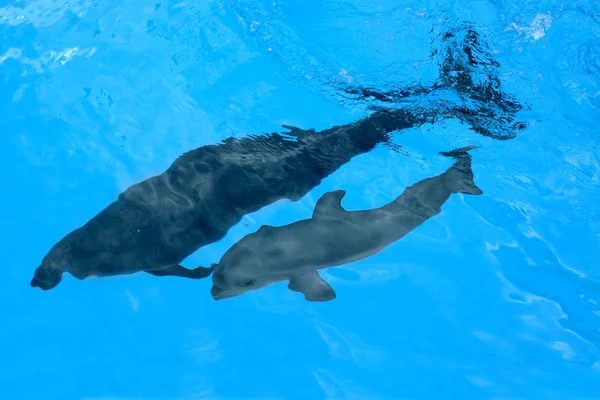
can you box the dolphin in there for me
[30,107,437,290]
[210,146,482,302]
[30,26,522,291]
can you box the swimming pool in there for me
[1,0,599,398]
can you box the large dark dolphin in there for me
[30,107,439,290]
[210,147,482,302]
[30,26,523,290]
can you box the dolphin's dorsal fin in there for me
[256,224,275,232]
[312,190,347,220]
[288,271,336,302]
[282,124,316,140]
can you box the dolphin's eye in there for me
[245,279,255,286]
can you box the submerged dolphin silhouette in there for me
[30,26,522,291]
[210,146,482,302]
[30,107,437,290]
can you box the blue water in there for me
[1,0,600,398]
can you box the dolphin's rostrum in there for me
[210,147,482,302]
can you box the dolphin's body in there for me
[30,26,524,291]
[210,147,482,302]
[30,108,437,290]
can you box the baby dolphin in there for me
[210,146,482,302]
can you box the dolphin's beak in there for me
[30,276,54,291]
[210,285,238,300]
[30,265,62,291]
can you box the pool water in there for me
[1,0,600,399]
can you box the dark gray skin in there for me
[30,25,525,291]
[210,147,482,302]
[30,107,436,290]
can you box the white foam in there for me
[510,14,553,41]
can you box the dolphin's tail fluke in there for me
[333,25,527,140]
[440,146,483,195]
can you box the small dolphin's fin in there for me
[282,124,316,139]
[313,190,347,220]
[440,146,483,195]
[146,264,215,280]
[288,271,337,302]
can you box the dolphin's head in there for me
[210,265,261,300]
[209,248,273,300]
[30,264,63,291]
[31,236,78,291]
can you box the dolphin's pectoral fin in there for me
[288,271,337,302]
[146,264,215,280]
[313,190,347,220]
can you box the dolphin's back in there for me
[117,126,397,258]
[116,134,325,256]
